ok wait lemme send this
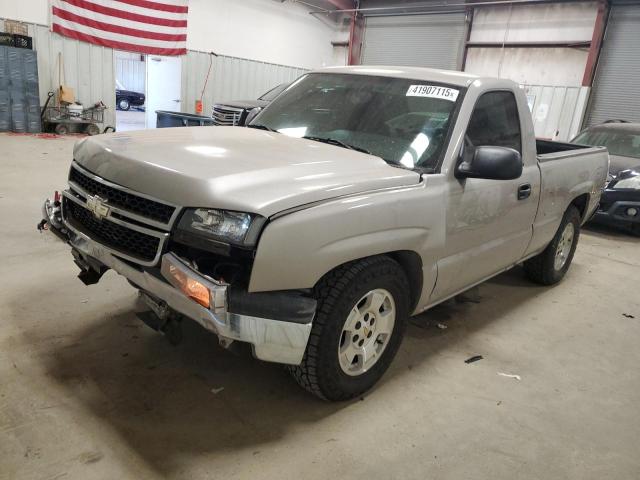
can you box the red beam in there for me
[348,12,364,65]
[582,0,609,87]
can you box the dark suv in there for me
[210,83,288,126]
[572,121,640,235]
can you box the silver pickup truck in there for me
[43,67,608,400]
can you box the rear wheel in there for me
[85,123,100,136]
[524,205,581,285]
[54,123,69,135]
[289,256,409,401]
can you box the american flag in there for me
[51,0,188,56]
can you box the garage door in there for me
[585,5,640,126]
[361,14,466,69]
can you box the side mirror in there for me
[455,146,522,180]
[244,107,263,126]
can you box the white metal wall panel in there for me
[181,50,307,116]
[470,3,597,43]
[524,85,590,141]
[585,5,640,126]
[465,47,588,87]
[361,14,466,69]
[28,23,116,128]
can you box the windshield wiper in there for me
[302,136,372,156]
[247,124,277,132]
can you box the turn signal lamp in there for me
[166,264,210,308]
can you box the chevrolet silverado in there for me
[42,67,609,400]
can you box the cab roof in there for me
[311,65,484,88]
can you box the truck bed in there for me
[536,139,604,163]
[536,139,590,155]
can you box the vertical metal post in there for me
[582,0,609,87]
[348,11,365,65]
[460,8,475,71]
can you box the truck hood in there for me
[73,127,420,217]
[609,154,640,176]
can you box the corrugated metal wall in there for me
[524,85,590,141]
[115,52,145,94]
[13,23,117,128]
[2,20,308,128]
[181,50,307,116]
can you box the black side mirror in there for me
[244,107,262,126]
[455,145,523,180]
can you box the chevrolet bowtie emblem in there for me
[86,195,110,220]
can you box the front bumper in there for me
[592,189,640,227]
[65,223,313,365]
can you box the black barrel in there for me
[156,110,216,128]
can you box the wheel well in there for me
[387,251,423,312]
[319,251,423,313]
[570,193,590,221]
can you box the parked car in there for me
[211,83,288,126]
[571,121,640,236]
[42,67,608,400]
[116,88,145,111]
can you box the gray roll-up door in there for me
[585,5,640,126]
[361,13,466,69]
[0,46,41,133]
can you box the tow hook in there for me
[39,191,67,238]
[137,291,183,346]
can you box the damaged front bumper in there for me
[50,208,314,365]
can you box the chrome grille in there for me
[211,105,244,126]
[63,162,176,266]
[65,198,160,262]
[69,166,175,224]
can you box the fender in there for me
[249,182,443,315]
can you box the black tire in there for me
[289,256,409,401]
[54,123,69,135]
[85,124,100,136]
[118,98,130,111]
[524,205,581,285]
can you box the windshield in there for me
[573,129,640,159]
[252,73,462,169]
[258,83,288,102]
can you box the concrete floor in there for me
[1,132,639,480]
[116,110,146,132]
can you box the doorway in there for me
[115,51,147,132]
[114,52,182,131]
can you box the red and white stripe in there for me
[51,0,188,56]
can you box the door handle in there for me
[518,183,532,200]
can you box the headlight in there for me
[613,175,640,190]
[176,208,266,248]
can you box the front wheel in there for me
[289,256,409,401]
[524,205,581,285]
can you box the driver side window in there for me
[467,91,521,153]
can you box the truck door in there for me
[430,90,540,302]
